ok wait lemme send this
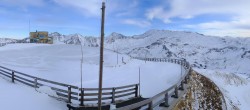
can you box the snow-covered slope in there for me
[105,30,250,76]
[0,38,18,43]
[104,29,250,109]
[0,77,66,110]
[0,44,182,98]
[1,29,250,109]
[49,32,99,47]
[62,29,248,109]
[49,30,250,74]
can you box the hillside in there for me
[47,30,250,76]
[47,30,250,109]
[1,29,250,109]
[0,38,18,43]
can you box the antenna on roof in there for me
[29,19,30,33]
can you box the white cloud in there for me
[52,0,101,17]
[122,19,151,28]
[200,29,250,37]
[115,0,139,17]
[184,19,250,37]
[146,0,250,37]
[146,7,171,23]
[146,0,250,22]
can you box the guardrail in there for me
[78,84,139,106]
[0,42,17,47]
[0,55,191,109]
[0,43,8,47]
[0,66,78,103]
[0,66,139,106]
[116,57,191,110]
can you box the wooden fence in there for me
[0,56,191,109]
[0,66,139,106]
[0,66,79,103]
[79,84,139,106]
[116,57,191,110]
[0,42,17,47]
[0,43,7,47]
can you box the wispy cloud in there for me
[122,19,151,28]
[115,0,139,17]
[52,0,101,17]
[184,19,250,37]
[1,0,250,38]
[146,6,171,23]
[146,0,250,23]
[145,0,250,37]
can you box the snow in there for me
[0,77,66,110]
[37,86,58,97]
[195,69,250,110]
[104,30,250,109]
[0,38,18,43]
[1,29,250,109]
[0,43,183,109]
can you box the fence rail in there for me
[0,65,139,105]
[0,42,16,47]
[0,55,191,109]
[116,57,191,110]
[78,84,139,105]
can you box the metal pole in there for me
[139,67,141,96]
[181,62,182,80]
[117,49,118,65]
[29,19,30,33]
[12,71,14,83]
[98,1,105,110]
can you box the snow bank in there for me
[195,69,250,110]
[0,77,66,110]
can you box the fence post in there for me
[12,71,15,83]
[174,86,178,98]
[68,86,72,103]
[80,88,84,106]
[148,101,153,110]
[135,84,139,97]
[112,88,116,104]
[179,81,184,90]
[184,76,188,84]
[164,92,169,107]
[34,78,38,88]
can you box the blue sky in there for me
[0,0,250,39]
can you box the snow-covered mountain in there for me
[105,30,250,77]
[49,32,99,47]
[12,30,246,77]
[0,38,18,43]
[103,30,250,109]
[1,30,250,109]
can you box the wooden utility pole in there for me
[98,1,106,110]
